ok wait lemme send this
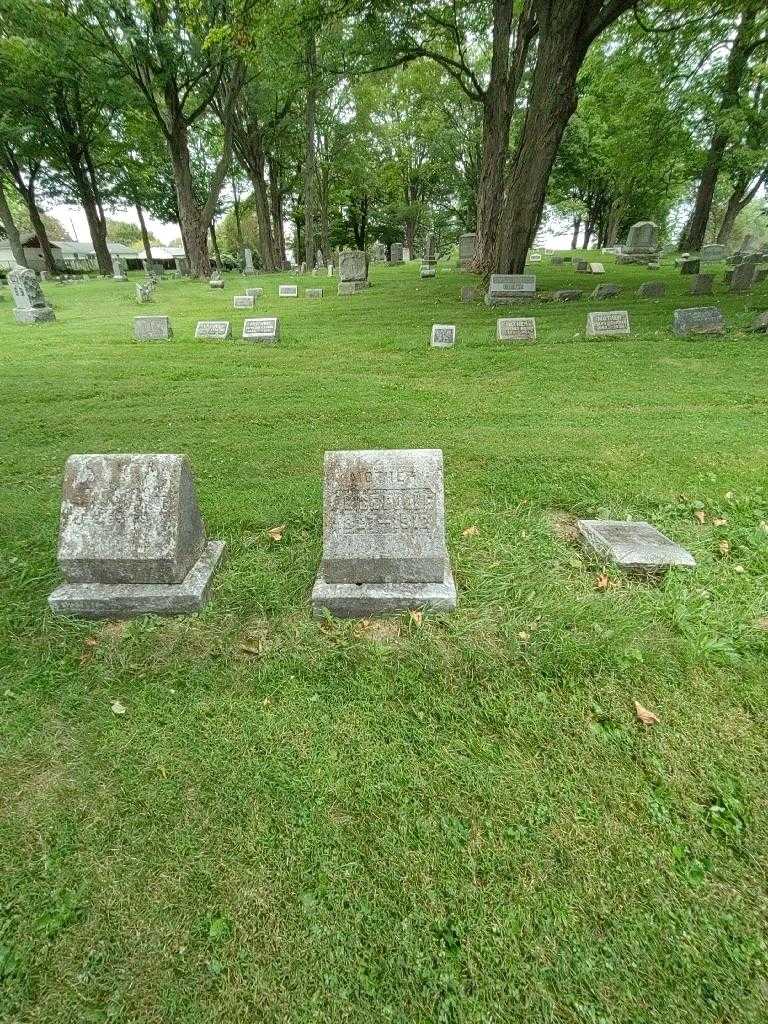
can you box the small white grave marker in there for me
[497,317,536,343]
[279,284,298,298]
[586,310,630,337]
[242,317,279,343]
[233,295,255,309]
[430,324,456,348]
[195,320,232,340]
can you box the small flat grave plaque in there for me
[528,253,542,263]
[245,287,263,299]
[279,284,298,297]
[586,310,630,337]
[242,317,279,343]
[589,262,605,274]
[195,320,231,340]
[306,288,323,298]
[672,307,725,336]
[134,315,171,341]
[233,295,254,309]
[430,324,456,348]
[577,519,696,573]
[497,317,536,343]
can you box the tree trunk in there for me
[28,200,57,273]
[135,203,153,260]
[303,31,318,272]
[231,174,243,252]
[79,190,112,274]
[0,176,27,266]
[318,164,330,262]
[716,169,766,245]
[570,216,581,249]
[235,127,277,271]
[678,8,757,253]
[209,221,221,268]
[268,157,286,267]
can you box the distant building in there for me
[0,234,139,272]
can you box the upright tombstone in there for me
[112,256,127,281]
[586,310,630,338]
[337,250,370,295]
[245,287,263,299]
[243,248,255,275]
[327,263,334,277]
[48,453,225,618]
[672,307,725,337]
[551,255,565,266]
[458,233,476,269]
[175,256,190,277]
[242,317,279,343]
[403,246,411,262]
[460,286,477,302]
[430,324,456,348]
[637,281,666,299]
[423,233,436,265]
[209,272,224,289]
[497,317,536,343]
[7,265,55,323]
[700,243,726,263]
[371,241,387,262]
[690,273,714,296]
[390,242,404,264]
[311,449,457,618]
[315,249,325,270]
[134,315,172,341]
[485,274,536,305]
[680,258,701,275]
[279,283,298,298]
[730,262,756,293]
[420,265,436,279]
[306,287,323,299]
[577,519,695,574]
[135,282,153,304]
[617,221,660,264]
[233,294,255,309]
[195,320,232,340]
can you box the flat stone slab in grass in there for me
[134,315,172,341]
[312,448,457,618]
[419,266,436,279]
[589,262,605,274]
[528,253,542,263]
[586,310,630,337]
[497,317,536,342]
[637,281,666,299]
[555,289,582,302]
[278,284,298,297]
[690,274,714,296]
[233,294,255,308]
[245,287,263,299]
[460,287,477,302]
[195,321,231,340]
[242,317,279,343]
[591,284,621,300]
[485,274,536,304]
[577,519,696,573]
[673,307,725,337]
[305,288,323,298]
[430,324,456,348]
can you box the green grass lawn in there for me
[2,256,768,1023]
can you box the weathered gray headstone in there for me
[460,287,477,302]
[554,289,582,302]
[591,284,621,300]
[485,274,536,305]
[371,241,386,262]
[390,242,404,264]
[430,324,456,348]
[528,252,543,264]
[245,287,263,299]
[7,265,55,323]
[730,262,756,293]
[242,317,279,343]
[551,256,565,266]
[700,243,726,263]
[576,260,590,272]
[751,311,768,333]
[680,258,700,275]
[112,256,127,281]
[423,233,436,263]
[577,519,695,574]
[48,453,224,618]
[497,317,536,343]
[637,281,666,299]
[195,320,231,340]
[134,315,172,341]
[278,284,298,297]
[209,272,224,289]
[458,233,476,268]
[672,307,725,337]
[311,448,457,618]
[338,250,370,293]
[419,265,436,280]
[175,256,190,277]
[589,262,605,274]
[135,282,153,304]
[233,294,255,309]
[243,248,254,274]
[315,249,325,270]
[306,287,323,299]
[586,310,630,337]
[690,274,714,296]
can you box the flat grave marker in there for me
[497,317,536,343]
[278,284,298,298]
[242,317,279,343]
[134,315,172,341]
[577,519,695,574]
[430,324,456,348]
[233,294,255,309]
[672,307,725,337]
[195,320,232,340]
[586,310,630,337]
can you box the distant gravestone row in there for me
[46,447,697,621]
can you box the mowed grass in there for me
[1,256,768,1023]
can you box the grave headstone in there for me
[637,281,666,299]
[279,283,298,297]
[315,249,325,270]
[420,265,436,279]
[48,453,224,618]
[310,448,457,618]
[554,289,582,302]
[195,320,232,340]
[233,294,255,309]
[680,258,700,275]
[245,287,263,299]
[242,317,279,343]
[112,256,127,281]
[700,243,726,263]
[135,282,153,304]
[589,262,605,274]
[7,264,55,322]
[175,256,190,277]
[458,233,476,268]
[390,242,404,264]
[586,310,630,338]
[591,284,621,300]
[730,262,756,293]
[672,307,725,337]
[551,256,565,266]
[528,252,543,264]
[209,273,224,289]
[690,274,714,296]
[327,264,334,277]
[751,311,768,333]
[403,247,411,262]
[371,241,386,262]
[134,315,172,341]
[754,268,768,284]
[430,324,456,348]
[576,260,590,272]
[243,248,255,274]
[306,287,323,299]
[617,221,660,264]
[577,519,695,574]
[338,250,370,294]
[460,287,477,302]
[485,274,536,305]
[497,317,536,343]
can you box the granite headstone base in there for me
[311,558,457,618]
[14,306,55,323]
[48,540,225,619]
[338,280,370,295]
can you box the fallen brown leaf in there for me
[634,700,660,726]
[110,700,127,716]
[239,642,263,657]
[462,525,480,538]
[694,510,706,525]
[718,539,731,557]
[266,525,285,542]
[409,610,423,626]
[712,517,727,527]
[594,573,618,591]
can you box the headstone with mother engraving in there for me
[195,320,231,340]
[242,317,279,343]
[48,453,225,618]
[134,315,172,341]
[586,310,630,337]
[7,264,55,323]
[311,448,457,618]
[497,317,536,342]
[485,274,536,305]
[672,307,725,337]
[577,519,695,574]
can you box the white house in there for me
[0,234,140,272]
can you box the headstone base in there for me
[311,559,457,618]
[337,280,370,295]
[48,540,225,619]
[14,306,55,323]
